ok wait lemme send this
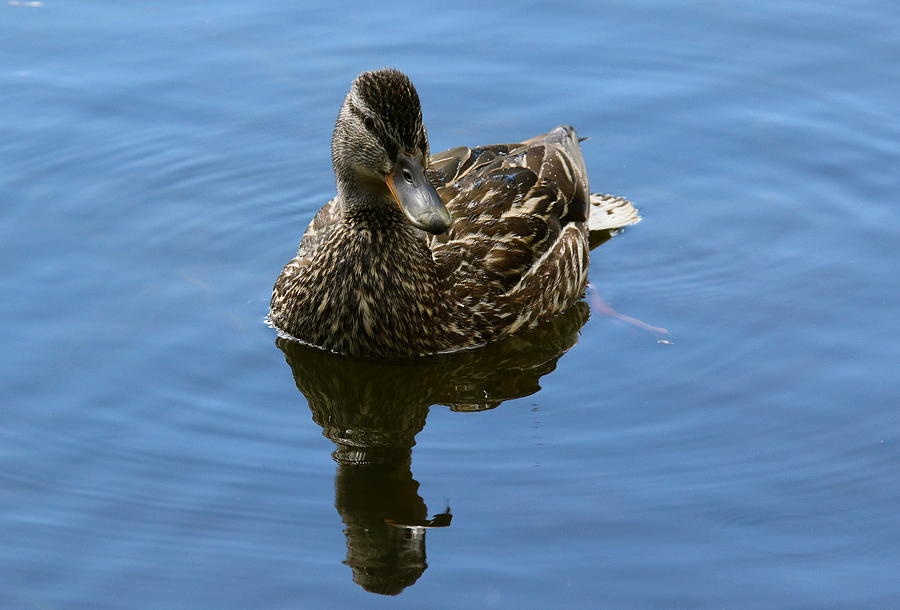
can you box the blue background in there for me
[2,1,899,607]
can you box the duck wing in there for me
[426,126,591,295]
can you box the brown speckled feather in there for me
[421,125,632,337]
[428,126,589,293]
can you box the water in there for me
[2,1,899,607]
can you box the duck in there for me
[269,68,639,358]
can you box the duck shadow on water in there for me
[275,300,591,596]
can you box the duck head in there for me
[332,69,452,235]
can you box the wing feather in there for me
[430,126,590,299]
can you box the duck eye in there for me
[363,115,375,130]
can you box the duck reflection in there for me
[276,300,590,595]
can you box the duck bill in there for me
[386,154,452,235]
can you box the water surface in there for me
[2,1,899,607]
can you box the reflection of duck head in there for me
[276,301,590,595]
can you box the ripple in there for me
[3,1,900,606]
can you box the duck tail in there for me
[587,194,641,231]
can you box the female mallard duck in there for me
[269,68,639,358]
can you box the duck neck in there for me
[312,183,449,357]
[336,173,411,234]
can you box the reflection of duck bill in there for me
[385,508,453,529]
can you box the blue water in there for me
[3,1,899,607]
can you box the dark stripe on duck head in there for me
[354,69,424,159]
[347,99,399,161]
